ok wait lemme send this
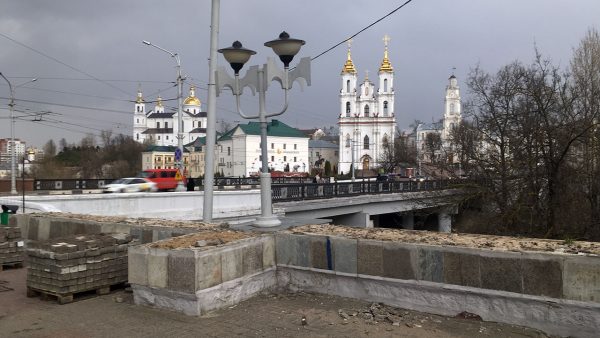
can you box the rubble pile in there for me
[0,226,24,269]
[26,233,135,300]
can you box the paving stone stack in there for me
[26,233,135,303]
[0,226,24,270]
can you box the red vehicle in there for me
[139,169,186,191]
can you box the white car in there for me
[103,177,157,193]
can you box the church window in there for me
[364,105,370,117]
[136,133,139,140]
[227,147,231,156]
[283,144,286,150]
[346,80,350,93]
[199,121,202,128]
[345,134,351,148]
[363,135,370,149]
[383,101,388,116]
[284,156,287,161]
[271,143,274,149]
[384,79,388,92]
[157,122,160,128]
[365,86,369,96]
[192,121,195,128]
[294,144,297,150]
[165,121,169,129]
[450,103,455,113]
[450,123,455,130]
[271,156,274,161]
[294,157,297,162]
[382,135,389,148]
[346,102,351,117]
[158,135,161,140]
[136,118,139,124]
[166,135,169,140]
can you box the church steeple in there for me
[378,35,393,73]
[341,39,357,75]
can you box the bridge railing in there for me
[33,179,116,191]
[271,179,454,202]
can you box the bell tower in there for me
[339,39,358,118]
[377,34,394,117]
[133,87,147,143]
[442,71,461,141]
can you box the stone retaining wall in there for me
[128,235,276,316]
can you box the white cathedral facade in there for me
[133,86,207,146]
[337,38,396,175]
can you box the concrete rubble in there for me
[0,226,24,269]
[26,233,135,302]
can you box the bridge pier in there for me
[437,206,456,233]
[402,212,414,230]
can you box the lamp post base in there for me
[253,215,281,227]
[175,182,186,192]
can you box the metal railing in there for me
[33,179,116,191]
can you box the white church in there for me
[337,37,396,175]
[132,86,207,146]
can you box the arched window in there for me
[363,135,370,149]
[346,102,351,117]
[450,122,455,130]
[384,79,388,92]
[383,101,388,116]
[156,122,160,128]
[199,121,202,128]
[136,118,139,124]
[382,134,389,148]
[450,103,455,113]
[345,134,351,148]
[136,133,139,140]
[365,86,369,96]
[364,105,370,117]
[346,80,350,93]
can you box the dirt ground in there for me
[293,224,600,255]
[149,230,253,249]
[0,267,552,338]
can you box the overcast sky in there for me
[1,0,599,148]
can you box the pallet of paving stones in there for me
[25,233,135,304]
[0,226,25,271]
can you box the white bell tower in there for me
[339,39,358,118]
[377,34,394,118]
[442,72,461,141]
[133,88,146,143]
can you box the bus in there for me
[138,169,186,191]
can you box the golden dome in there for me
[379,35,393,73]
[183,86,201,106]
[136,89,144,104]
[341,39,357,75]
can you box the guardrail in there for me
[272,179,454,202]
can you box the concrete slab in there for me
[221,247,243,283]
[382,242,415,280]
[242,244,263,275]
[310,235,328,270]
[196,250,222,290]
[330,236,357,275]
[128,246,148,286]
[417,248,444,283]
[262,237,275,268]
[295,235,311,268]
[480,256,523,294]
[443,251,480,288]
[167,250,196,293]
[275,233,297,266]
[357,239,383,276]
[147,248,169,288]
[522,257,562,298]
[563,256,600,302]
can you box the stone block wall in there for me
[129,235,276,316]
[0,226,24,268]
[274,232,600,303]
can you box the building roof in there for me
[142,128,174,134]
[219,119,306,141]
[189,127,207,134]
[417,121,442,132]
[185,111,207,117]
[309,139,338,149]
[184,137,206,149]
[144,145,190,153]
[147,112,175,119]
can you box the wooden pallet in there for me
[0,261,24,272]
[26,284,117,305]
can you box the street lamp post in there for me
[142,41,185,190]
[1,73,36,195]
[216,32,311,227]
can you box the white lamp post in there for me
[142,41,185,190]
[216,32,311,227]
[0,73,37,195]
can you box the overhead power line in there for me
[311,0,415,62]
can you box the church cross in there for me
[383,34,390,47]
[347,38,353,50]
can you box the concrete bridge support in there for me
[437,206,457,233]
[331,212,371,228]
[402,212,414,230]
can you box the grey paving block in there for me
[130,227,142,241]
[331,236,357,274]
[127,246,148,286]
[417,248,444,283]
[310,236,328,270]
[480,256,523,294]
[28,218,39,240]
[157,230,172,241]
[443,251,480,288]
[242,244,263,275]
[196,251,222,290]
[275,233,297,266]
[382,242,415,280]
[296,235,311,268]
[357,240,383,276]
[563,256,600,302]
[141,229,153,244]
[167,250,196,293]
[147,248,168,288]
[221,247,243,282]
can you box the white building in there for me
[217,120,309,177]
[133,86,207,146]
[338,37,396,174]
[0,138,26,164]
[416,74,462,163]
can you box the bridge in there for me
[1,179,468,232]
